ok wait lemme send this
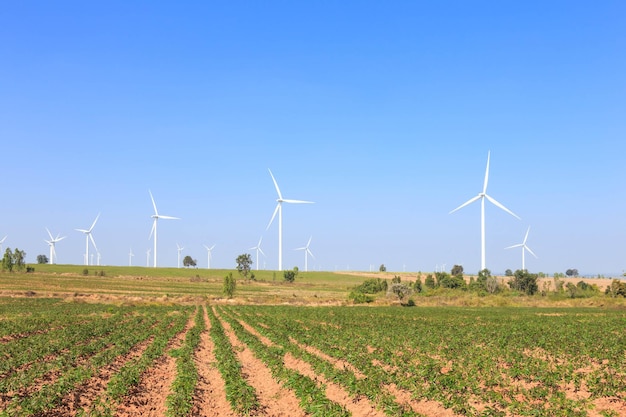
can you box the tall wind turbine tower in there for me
[44,229,66,264]
[0,236,7,254]
[295,236,314,272]
[203,244,215,269]
[249,237,265,271]
[505,227,537,271]
[176,243,184,268]
[266,169,314,271]
[449,152,520,271]
[75,214,100,266]
[149,190,179,268]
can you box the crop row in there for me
[229,305,626,417]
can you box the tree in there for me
[451,265,464,276]
[379,264,386,272]
[223,272,236,298]
[283,269,296,283]
[505,269,513,277]
[424,274,435,289]
[388,283,412,303]
[2,249,14,272]
[236,253,253,279]
[565,268,579,277]
[13,249,26,272]
[508,269,539,295]
[183,255,197,268]
[37,254,49,264]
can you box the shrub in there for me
[283,270,296,283]
[223,273,236,298]
[348,291,374,304]
[508,270,539,295]
[388,283,412,302]
[354,278,388,294]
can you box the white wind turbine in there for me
[0,236,7,254]
[505,227,537,271]
[149,190,179,268]
[295,236,314,272]
[129,248,134,266]
[266,169,314,271]
[176,243,184,268]
[76,214,100,266]
[249,237,265,271]
[44,228,66,264]
[203,244,215,269]
[450,151,520,271]
[146,248,151,267]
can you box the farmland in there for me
[1,295,625,416]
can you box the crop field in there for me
[0,297,625,416]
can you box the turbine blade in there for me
[46,228,54,240]
[89,213,100,232]
[258,247,265,256]
[158,215,179,220]
[0,236,6,244]
[268,169,283,200]
[149,190,159,216]
[307,248,315,259]
[149,219,156,239]
[282,199,314,204]
[523,227,530,244]
[449,195,481,214]
[482,151,491,194]
[89,234,98,253]
[525,245,538,258]
[505,243,523,249]
[266,203,280,230]
[76,228,88,233]
[306,236,312,247]
[210,245,215,250]
[484,194,520,219]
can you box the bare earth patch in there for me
[215,308,305,417]
[288,337,366,379]
[192,305,236,417]
[384,382,461,417]
[114,310,196,417]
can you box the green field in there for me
[0,297,625,416]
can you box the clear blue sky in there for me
[1,1,624,276]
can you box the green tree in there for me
[2,248,14,272]
[505,269,513,277]
[413,277,422,293]
[183,255,197,268]
[236,253,253,279]
[37,254,49,264]
[450,264,464,276]
[223,272,236,298]
[283,269,296,283]
[566,268,579,277]
[13,249,26,271]
[508,269,539,295]
[388,283,412,303]
[424,274,435,289]
[379,264,386,272]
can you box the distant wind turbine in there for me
[76,214,100,266]
[149,190,179,268]
[203,244,215,269]
[249,237,265,271]
[505,227,537,271]
[266,169,314,271]
[295,236,314,272]
[450,151,520,271]
[146,248,151,267]
[0,236,7,254]
[129,248,134,266]
[176,243,184,268]
[44,229,66,264]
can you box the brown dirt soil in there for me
[384,382,462,417]
[283,352,386,417]
[192,305,236,417]
[288,336,366,379]
[114,310,196,416]
[214,307,306,417]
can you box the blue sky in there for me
[1,1,625,276]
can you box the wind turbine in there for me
[129,248,134,266]
[76,214,100,266]
[294,236,314,272]
[203,244,215,269]
[149,190,179,268]
[249,237,265,271]
[266,169,314,271]
[44,229,66,264]
[505,227,537,271]
[0,236,7,254]
[176,243,184,268]
[146,248,151,267]
[450,151,520,271]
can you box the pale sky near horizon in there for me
[1,1,625,276]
